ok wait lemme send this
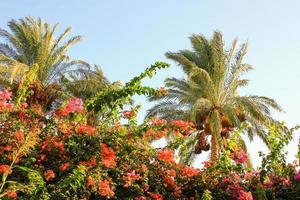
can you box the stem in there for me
[0,152,18,194]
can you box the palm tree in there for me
[0,17,91,109]
[147,31,282,163]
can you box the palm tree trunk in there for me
[210,133,219,162]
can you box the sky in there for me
[0,0,299,167]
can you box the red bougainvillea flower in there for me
[86,177,95,187]
[237,190,253,200]
[180,166,200,178]
[123,170,141,187]
[77,125,97,135]
[122,110,136,119]
[0,165,12,174]
[163,175,177,190]
[53,141,65,151]
[135,196,147,200]
[44,169,55,181]
[149,192,164,200]
[79,157,97,168]
[100,143,116,168]
[59,162,70,171]
[98,180,115,198]
[157,149,175,164]
[6,190,17,199]
[230,148,248,164]
[295,170,300,181]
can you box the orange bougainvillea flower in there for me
[6,190,17,199]
[86,177,95,187]
[149,192,164,200]
[0,165,12,174]
[44,169,55,181]
[180,166,200,178]
[157,149,175,164]
[59,162,70,171]
[100,143,116,168]
[99,180,115,198]
[77,124,97,135]
[166,169,177,177]
[122,110,136,119]
[151,117,167,126]
[13,130,24,143]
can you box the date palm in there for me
[0,17,91,109]
[147,31,282,163]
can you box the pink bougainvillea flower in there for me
[295,170,300,181]
[55,98,84,116]
[0,90,12,101]
[123,170,141,187]
[230,148,248,164]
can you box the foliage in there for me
[0,88,298,200]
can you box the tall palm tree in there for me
[0,17,91,109]
[147,31,282,163]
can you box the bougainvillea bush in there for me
[0,89,299,200]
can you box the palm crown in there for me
[0,17,93,109]
[147,31,283,163]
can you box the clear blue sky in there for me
[1,0,299,167]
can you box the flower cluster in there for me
[0,90,13,110]
[230,147,249,164]
[100,143,117,168]
[157,149,175,164]
[0,90,299,199]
